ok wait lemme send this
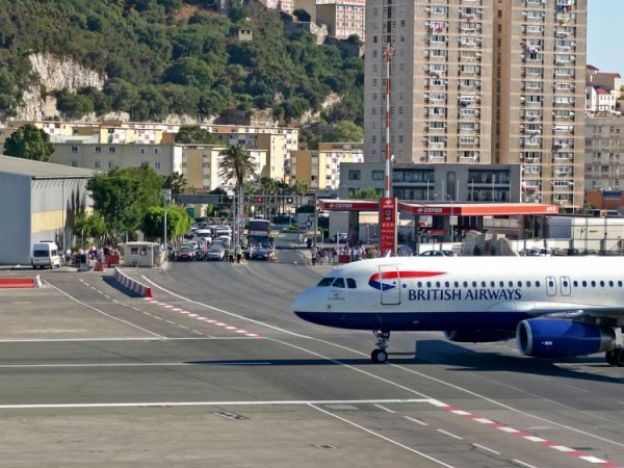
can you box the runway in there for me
[0,257,622,467]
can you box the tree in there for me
[174,126,219,144]
[291,180,308,196]
[349,188,380,200]
[163,172,187,203]
[87,165,163,238]
[142,205,191,241]
[3,124,54,162]
[323,120,364,143]
[220,144,255,253]
[74,211,107,246]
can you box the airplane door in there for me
[379,265,401,305]
[560,276,571,296]
[545,276,557,297]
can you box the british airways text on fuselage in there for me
[407,287,522,302]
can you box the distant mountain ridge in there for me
[0,0,363,127]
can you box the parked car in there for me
[418,249,456,257]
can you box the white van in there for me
[32,241,61,269]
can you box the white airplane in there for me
[292,256,624,365]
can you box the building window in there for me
[108,147,116,153]
[94,161,101,169]
[71,146,78,153]
[372,170,384,180]
[95,146,101,153]
[348,170,361,181]
[154,162,161,170]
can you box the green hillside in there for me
[0,0,363,128]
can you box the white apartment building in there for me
[364,0,587,208]
[585,115,624,192]
[317,0,366,41]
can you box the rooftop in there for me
[0,155,96,179]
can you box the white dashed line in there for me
[437,429,463,441]
[471,443,501,456]
[374,404,395,414]
[404,416,428,426]
[512,459,539,468]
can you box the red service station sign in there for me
[379,197,397,256]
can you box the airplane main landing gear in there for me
[371,330,390,364]
[606,348,624,367]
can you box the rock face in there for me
[15,53,106,121]
[461,231,518,256]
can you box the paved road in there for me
[0,260,621,467]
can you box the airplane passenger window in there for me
[548,281,554,288]
[347,278,357,289]
[490,281,495,287]
[591,281,596,287]
[572,281,577,287]
[562,281,568,288]
[436,281,441,288]
[481,281,486,287]
[609,281,614,287]
[445,281,450,288]
[600,281,605,287]
[454,281,459,288]
[499,281,504,287]
[417,281,423,288]
[618,281,623,287]
[472,281,477,287]
[318,277,335,286]
[582,281,587,287]
[508,281,513,287]
[427,282,432,288]
[527,281,532,287]
[463,281,468,287]
[536,281,541,287]
[332,278,345,288]
[518,281,523,287]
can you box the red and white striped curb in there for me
[144,297,261,338]
[113,268,153,298]
[428,399,620,467]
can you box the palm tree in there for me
[220,144,255,254]
[164,172,187,203]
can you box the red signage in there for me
[255,196,265,204]
[379,197,397,256]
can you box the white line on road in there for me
[0,362,275,368]
[437,429,463,440]
[0,337,262,343]
[404,416,428,426]
[512,459,539,468]
[45,281,165,339]
[471,443,501,456]
[0,398,434,410]
[374,403,395,413]
[309,404,456,468]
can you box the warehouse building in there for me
[0,155,94,265]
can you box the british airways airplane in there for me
[292,256,624,365]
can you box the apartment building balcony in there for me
[459,51,482,62]
[555,57,575,66]
[555,41,576,51]
[459,38,481,48]
[427,37,448,46]
[553,125,574,134]
[525,0,545,6]
[553,98,576,106]
[553,152,574,162]
[552,180,575,192]
[426,154,447,163]
[555,13,574,24]
[553,167,574,178]
[553,70,575,79]
[552,110,575,121]
[426,142,447,150]
[425,67,448,77]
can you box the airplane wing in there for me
[490,301,624,321]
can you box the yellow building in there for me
[292,142,364,191]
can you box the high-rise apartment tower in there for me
[364,0,586,207]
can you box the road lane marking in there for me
[0,398,434,410]
[45,281,165,339]
[471,443,500,456]
[0,337,260,343]
[437,429,463,440]
[374,404,395,413]
[404,416,428,426]
[512,459,539,468]
[309,404,456,468]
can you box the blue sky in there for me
[588,0,623,72]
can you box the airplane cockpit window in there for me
[318,277,335,287]
[332,278,345,288]
[346,278,357,289]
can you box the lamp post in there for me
[161,188,172,260]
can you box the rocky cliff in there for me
[15,53,106,121]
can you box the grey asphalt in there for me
[0,255,622,467]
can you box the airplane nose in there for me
[292,287,317,313]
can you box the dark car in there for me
[176,247,196,261]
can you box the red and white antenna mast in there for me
[383,42,394,198]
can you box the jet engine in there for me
[444,329,515,343]
[516,319,615,358]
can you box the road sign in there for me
[256,196,265,204]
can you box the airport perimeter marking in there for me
[138,273,624,467]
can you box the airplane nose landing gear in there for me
[605,348,624,367]
[371,330,390,363]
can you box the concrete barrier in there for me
[0,278,36,288]
[112,268,153,298]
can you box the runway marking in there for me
[437,429,463,440]
[0,361,275,368]
[404,416,428,426]
[0,337,260,343]
[309,404,456,468]
[0,398,434,410]
[374,404,395,413]
[46,281,164,339]
[512,460,538,468]
[138,275,624,465]
[471,443,500,456]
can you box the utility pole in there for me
[312,191,318,253]
[161,188,172,261]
